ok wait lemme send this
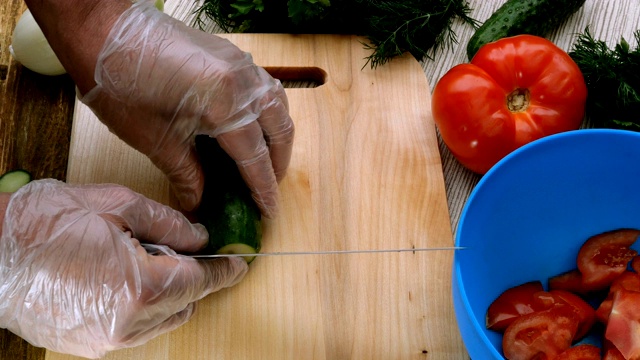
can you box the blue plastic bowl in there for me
[452,129,640,359]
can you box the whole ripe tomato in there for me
[431,35,587,174]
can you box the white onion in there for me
[9,1,164,77]
[9,9,66,76]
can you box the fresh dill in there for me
[193,0,478,68]
[570,28,640,130]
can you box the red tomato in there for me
[596,271,640,324]
[548,269,602,295]
[577,229,640,289]
[431,35,587,174]
[486,281,545,332]
[597,298,613,324]
[549,290,596,340]
[531,290,595,340]
[611,271,640,291]
[554,344,601,359]
[502,305,579,360]
[604,339,627,360]
[605,288,640,360]
[632,255,640,273]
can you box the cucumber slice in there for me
[0,169,32,192]
[216,243,258,263]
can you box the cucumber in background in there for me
[466,0,586,60]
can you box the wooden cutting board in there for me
[48,33,467,360]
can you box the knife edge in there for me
[187,247,467,258]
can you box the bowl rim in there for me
[453,128,640,358]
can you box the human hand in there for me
[80,0,294,217]
[0,179,248,358]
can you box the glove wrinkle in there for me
[0,180,247,358]
[79,0,293,213]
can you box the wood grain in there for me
[53,31,464,360]
[0,1,75,181]
[1,0,640,359]
[0,2,75,360]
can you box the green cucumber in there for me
[466,0,586,60]
[195,135,262,263]
[0,169,32,192]
[216,243,258,263]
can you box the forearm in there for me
[23,0,131,94]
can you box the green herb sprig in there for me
[193,0,478,68]
[570,28,640,130]
[359,1,477,67]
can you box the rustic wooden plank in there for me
[0,1,75,359]
[0,2,75,181]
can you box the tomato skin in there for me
[577,229,640,289]
[605,288,640,360]
[554,344,601,360]
[593,271,640,324]
[431,35,587,174]
[632,255,640,273]
[548,290,596,340]
[486,281,545,332]
[548,269,603,295]
[604,339,627,360]
[502,305,579,360]
[596,298,613,324]
[531,290,595,340]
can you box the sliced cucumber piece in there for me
[216,243,258,263]
[0,169,32,192]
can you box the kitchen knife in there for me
[187,247,467,259]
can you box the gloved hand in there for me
[80,0,294,217]
[0,179,248,359]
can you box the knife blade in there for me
[187,246,467,259]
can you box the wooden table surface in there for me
[1,0,639,359]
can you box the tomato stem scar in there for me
[507,88,531,112]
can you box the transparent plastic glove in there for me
[0,179,248,359]
[80,0,294,217]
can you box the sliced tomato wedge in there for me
[531,290,596,340]
[596,298,613,324]
[554,344,601,359]
[486,281,545,332]
[577,228,640,289]
[596,271,640,324]
[605,288,640,359]
[549,290,596,340]
[609,270,640,293]
[548,269,604,294]
[632,255,640,273]
[502,305,579,360]
[603,339,626,360]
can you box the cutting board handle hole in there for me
[263,66,326,88]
